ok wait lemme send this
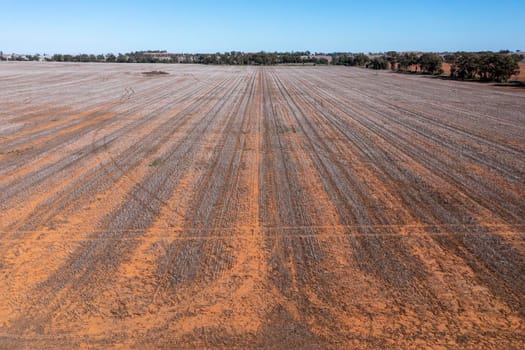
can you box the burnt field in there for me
[0,62,524,349]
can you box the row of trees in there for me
[192,51,329,65]
[332,53,369,66]
[0,52,42,61]
[333,52,443,74]
[2,49,521,82]
[51,52,170,63]
[331,51,522,81]
[46,51,330,65]
[386,52,442,74]
[444,52,521,82]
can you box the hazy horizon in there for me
[1,0,524,54]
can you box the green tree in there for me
[116,54,128,63]
[487,54,519,81]
[447,52,519,82]
[353,53,369,66]
[369,57,388,70]
[385,51,399,70]
[418,53,442,74]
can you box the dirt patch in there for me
[142,70,169,76]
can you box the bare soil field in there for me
[0,62,524,349]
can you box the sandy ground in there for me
[0,62,524,349]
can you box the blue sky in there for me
[1,0,524,54]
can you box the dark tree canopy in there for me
[448,52,520,82]
[418,53,443,74]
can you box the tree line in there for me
[2,50,522,82]
[192,51,330,65]
[332,51,441,73]
[32,51,328,65]
[331,51,522,82]
[444,52,522,82]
